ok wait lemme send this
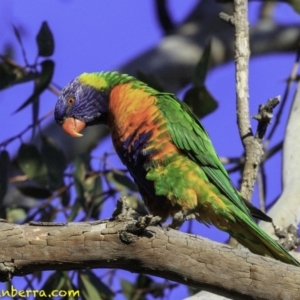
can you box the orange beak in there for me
[62,117,86,137]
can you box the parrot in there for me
[55,71,300,267]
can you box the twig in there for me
[253,96,280,141]
[219,12,235,26]
[262,140,283,162]
[0,109,54,147]
[233,0,264,201]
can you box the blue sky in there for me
[0,1,300,299]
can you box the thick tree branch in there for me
[259,81,300,260]
[0,219,299,300]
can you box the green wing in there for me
[157,92,265,219]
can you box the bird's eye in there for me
[67,97,75,106]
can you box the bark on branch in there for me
[0,220,299,300]
[259,81,300,260]
[232,0,263,202]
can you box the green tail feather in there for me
[232,215,300,267]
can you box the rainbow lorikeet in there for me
[55,71,299,266]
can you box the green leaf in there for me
[6,208,26,223]
[3,43,15,59]
[192,41,211,88]
[123,275,164,299]
[0,59,41,92]
[17,185,51,199]
[136,70,164,92]
[183,86,218,119]
[136,274,161,299]
[41,136,66,191]
[36,21,54,57]
[14,59,54,113]
[17,144,48,185]
[0,62,17,90]
[106,171,138,192]
[13,25,29,65]
[289,0,300,14]
[188,286,202,297]
[60,188,70,207]
[38,271,71,300]
[78,270,114,300]
[13,25,23,46]
[136,274,153,288]
[120,279,135,300]
[74,153,103,215]
[13,71,40,85]
[67,197,82,222]
[32,82,40,139]
[0,60,26,90]
[0,150,9,205]
[0,58,40,90]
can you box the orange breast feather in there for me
[108,83,178,161]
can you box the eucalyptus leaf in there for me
[78,270,114,300]
[290,0,300,14]
[41,136,66,190]
[14,59,54,113]
[32,82,40,139]
[67,197,82,222]
[120,279,135,300]
[183,86,218,119]
[37,271,70,300]
[13,25,29,65]
[74,153,103,215]
[36,21,55,57]
[0,61,27,90]
[107,171,138,192]
[13,25,23,46]
[0,150,9,205]
[17,185,51,199]
[6,208,26,223]
[192,41,211,87]
[17,144,48,186]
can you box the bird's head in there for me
[55,73,110,137]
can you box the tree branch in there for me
[0,219,299,300]
[233,0,263,201]
[259,80,300,260]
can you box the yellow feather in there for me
[78,73,108,90]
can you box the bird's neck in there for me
[107,83,157,139]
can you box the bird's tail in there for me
[231,214,300,267]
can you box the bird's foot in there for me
[119,215,162,244]
[168,211,195,230]
[273,223,300,251]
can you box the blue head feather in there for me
[54,77,109,126]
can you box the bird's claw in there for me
[168,211,196,230]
